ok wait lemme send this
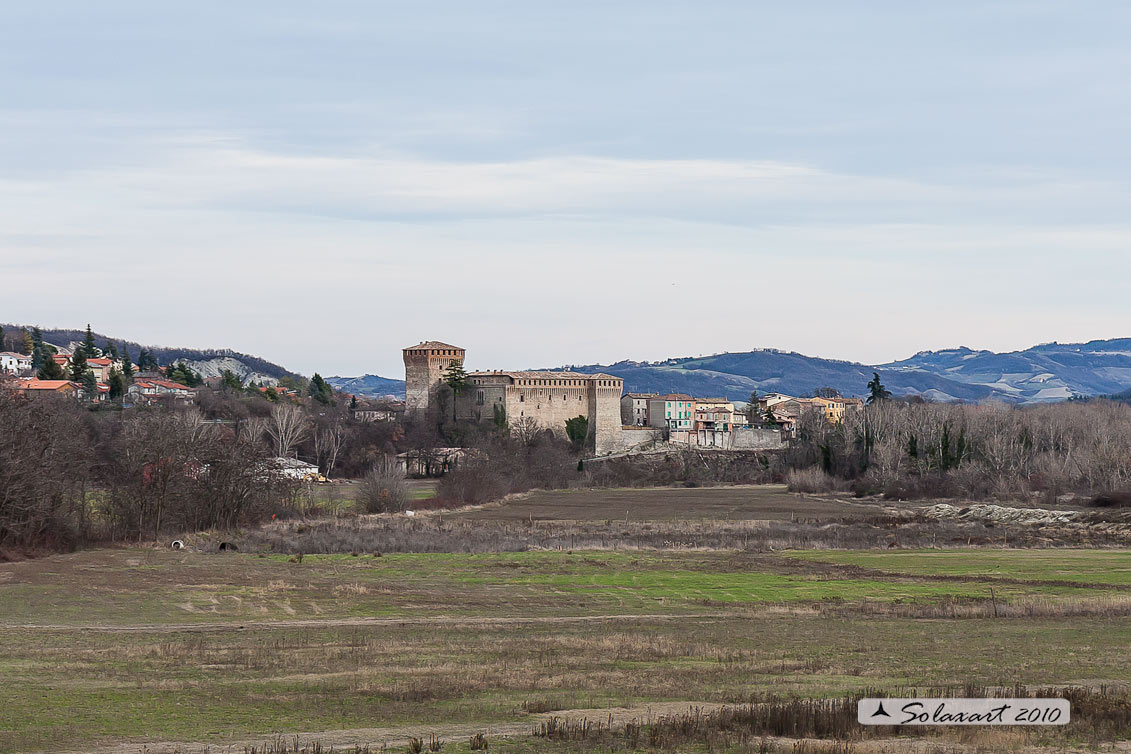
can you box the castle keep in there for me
[403,341,624,455]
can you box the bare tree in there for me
[266,402,310,458]
[314,419,346,478]
[512,416,542,447]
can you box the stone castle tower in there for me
[403,341,465,419]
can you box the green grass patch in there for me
[787,548,1131,585]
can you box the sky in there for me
[3,1,1131,378]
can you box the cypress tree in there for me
[120,346,134,381]
[82,324,98,358]
[69,349,88,382]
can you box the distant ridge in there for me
[3,323,299,386]
[548,338,1131,404]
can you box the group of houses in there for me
[0,349,196,405]
[622,391,864,440]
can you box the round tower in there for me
[403,341,466,419]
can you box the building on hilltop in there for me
[403,341,624,455]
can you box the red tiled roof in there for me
[18,379,77,391]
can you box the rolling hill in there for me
[330,339,1131,404]
[3,324,299,386]
[881,339,1131,403]
[323,374,406,400]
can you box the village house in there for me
[351,401,404,422]
[128,379,196,405]
[0,352,32,375]
[808,395,846,423]
[16,378,79,397]
[620,392,657,426]
[85,358,117,383]
[647,394,696,431]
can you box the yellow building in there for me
[808,396,846,423]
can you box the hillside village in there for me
[2,325,874,466]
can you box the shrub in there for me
[358,468,410,513]
[785,468,840,494]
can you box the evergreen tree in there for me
[37,355,65,379]
[221,369,243,390]
[443,361,469,394]
[69,349,88,382]
[866,372,892,404]
[0,324,5,351]
[565,415,589,451]
[120,346,134,381]
[747,390,760,425]
[30,326,43,350]
[80,369,98,397]
[308,373,333,404]
[105,341,118,360]
[20,329,34,355]
[82,324,99,358]
[349,395,358,410]
[108,367,125,400]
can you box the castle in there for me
[403,341,624,455]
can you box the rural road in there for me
[45,702,730,754]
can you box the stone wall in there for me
[611,426,665,454]
[458,372,625,455]
[670,427,783,450]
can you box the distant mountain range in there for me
[323,374,406,399]
[330,338,1131,405]
[18,324,1129,405]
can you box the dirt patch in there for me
[46,702,729,754]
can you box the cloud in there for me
[2,138,1130,376]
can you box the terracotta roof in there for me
[655,393,694,401]
[87,358,113,366]
[624,392,658,398]
[404,341,464,351]
[18,379,77,391]
[469,370,622,381]
[0,352,30,358]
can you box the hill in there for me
[557,350,1004,403]
[880,339,1131,403]
[2,324,299,386]
[324,374,405,399]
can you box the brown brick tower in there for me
[403,341,465,420]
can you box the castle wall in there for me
[506,380,594,443]
[593,383,623,455]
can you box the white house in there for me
[0,352,32,375]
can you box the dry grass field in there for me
[5,486,1131,753]
[453,485,894,522]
